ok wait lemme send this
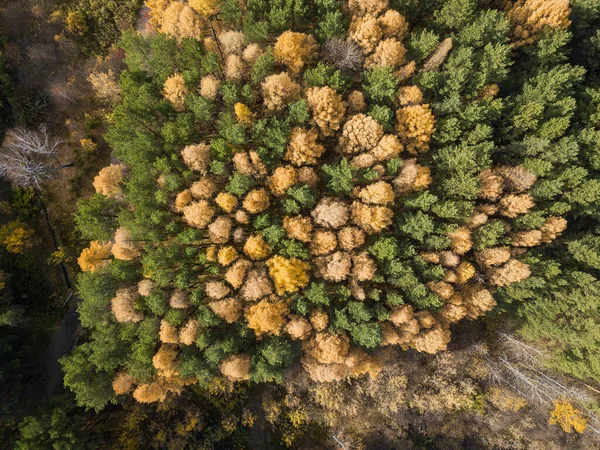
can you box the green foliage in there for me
[473,220,507,250]
[226,172,256,196]
[518,272,600,383]
[367,105,394,130]
[369,237,399,261]
[67,0,142,55]
[74,194,119,241]
[303,282,329,306]
[61,344,116,412]
[397,211,435,242]
[407,30,440,62]
[362,67,399,104]
[322,158,354,195]
[303,62,348,91]
[251,48,275,84]
[351,323,382,349]
[251,337,297,383]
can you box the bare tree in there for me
[331,430,364,450]
[323,38,364,73]
[481,333,600,435]
[0,126,69,189]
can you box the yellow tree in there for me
[548,400,588,433]
[78,241,112,272]
[0,221,34,254]
[506,0,571,47]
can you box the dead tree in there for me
[0,126,70,189]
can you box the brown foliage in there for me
[160,319,179,343]
[208,216,232,244]
[111,287,143,323]
[307,332,350,364]
[200,75,220,100]
[262,72,301,110]
[181,143,211,172]
[113,371,135,395]
[310,230,338,255]
[311,198,349,229]
[205,281,231,300]
[305,86,347,136]
[183,200,214,229]
[285,128,326,166]
[352,251,377,281]
[240,265,273,301]
[338,226,365,251]
[475,247,511,269]
[283,215,313,242]
[366,38,406,68]
[163,73,188,111]
[218,30,245,55]
[358,181,395,205]
[112,227,142,261]
[160,2,203,41]
[243,188,270,213]
[340,114,383,154]
[286,315,313,340]
[377,10,408,39]
[488,259,531,286]
[350,17,383,54]
[314,251,352,282]
[93,164,125,198]
[190,177,217,199]
[225,259,252,289]
[421,37,453,71]
[351,202,393,234]
[220,355,252,381]
[170,290,190,308]
[499,194,535,218]
[268,166,297,196]
[209,297,243,323]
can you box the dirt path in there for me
[44,299,81,395]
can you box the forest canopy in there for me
[61,0,600,415]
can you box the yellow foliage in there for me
[0,221,34,254]
[245,298,289,336]
[189,0,218,16]
[244,234,271,260]
[218,246,238,266]
[274,31,317,73]
[79,138,97,152]
[306,87,347,137]
[66,11,88,35]
[215,192,238,212]
[507,0,571,47]
[396,104,435,154]
[78,241,112,272]
[266,256,310,295]
[234,103,254,125]
[548,400,588,434]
